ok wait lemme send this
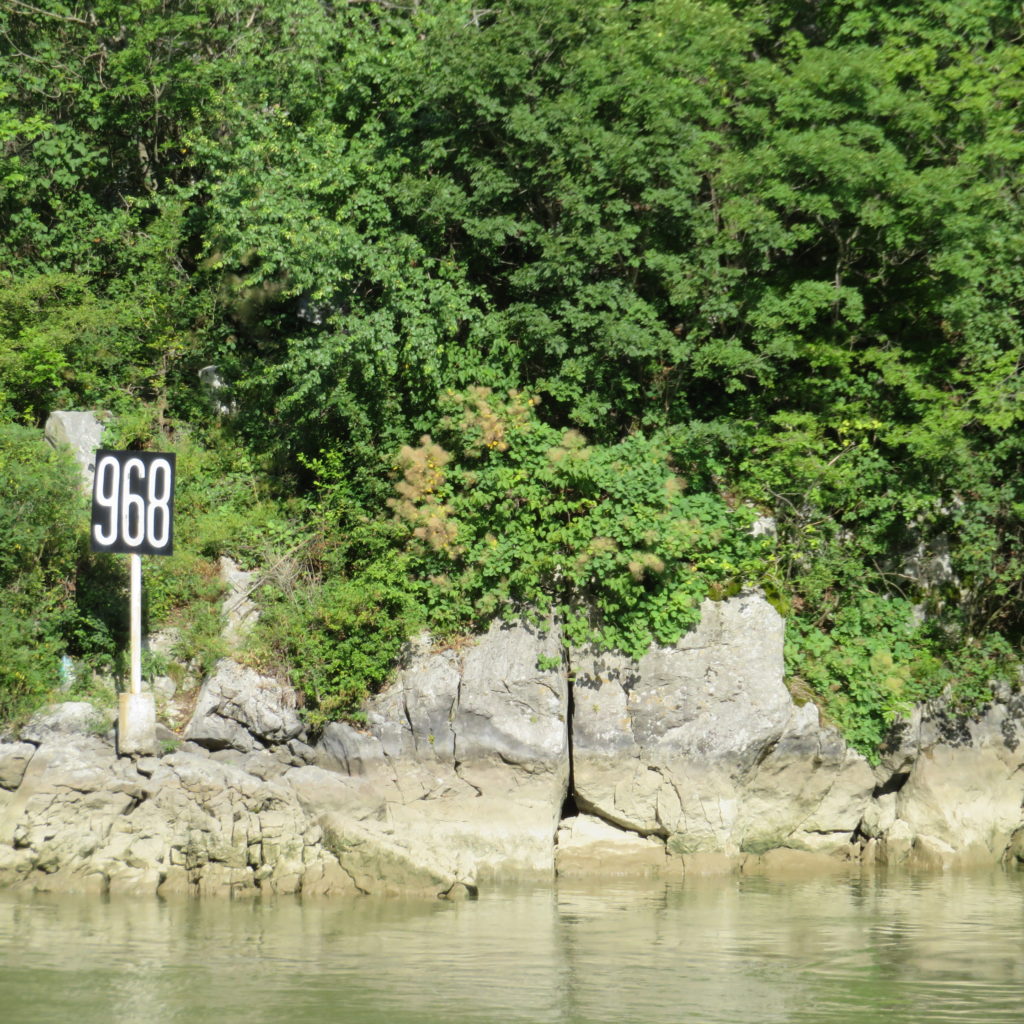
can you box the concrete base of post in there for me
[117,692,157,757]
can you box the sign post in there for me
[90,450,176,755]
[130,552,143,696]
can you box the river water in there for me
[1,870,1022,1023]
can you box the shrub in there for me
[391,388,770,658]
[251,516,422,725]
[0,424,82,720]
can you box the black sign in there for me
[90,450,176,556]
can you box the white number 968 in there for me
[91,451,175,555]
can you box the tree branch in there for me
[0,0,94,25]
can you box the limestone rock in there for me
[185,660,304,752]
[880,692,1024,867]
[220,556,260,649]
[555,814,669,878]
[20,702,112,745]
[310,618,570,886]
[44,410,107,492]
[285,764,473,895]
[573,594,791,768]
[455,619,568,768]
[876,706,924,779]
[6,592,1024,895]
[364,634,461,762]
[316,722,386,775]
[0,736,355,898]
[571,592,875,855]
[1003,826,1024,869]
[306,597,873,884]
[0,742,36,790]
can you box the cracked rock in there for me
[185,660,304,752]
[571,593,875,856]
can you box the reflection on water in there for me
[1,871,1023,1024]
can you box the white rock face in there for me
[5,596,1024,897]
[302,595,875,885]
[571,593,875,856]
[313,618,570,888]
[44,410,106,492]
[873,692,1024,868]
[0,733,351,897]
[219,556,260,649]
[185,660,304,752]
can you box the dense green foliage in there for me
[2,0,1023,749]
[391,387,767,654]
[0,427,84,720]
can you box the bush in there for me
[391,387,770,658]
[0,424,82,720]
[251,515,422,725]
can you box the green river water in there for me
[1,870,1022,1024]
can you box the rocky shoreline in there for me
[3,592,1024,898]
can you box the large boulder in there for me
[44,410,106,492]
[571,592,875,856]
[185,660,304,752]
[871,691,1024,868]
[313,618,570,886]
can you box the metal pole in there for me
[130,552,142,696]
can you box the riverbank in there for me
[2,593,1023,898]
